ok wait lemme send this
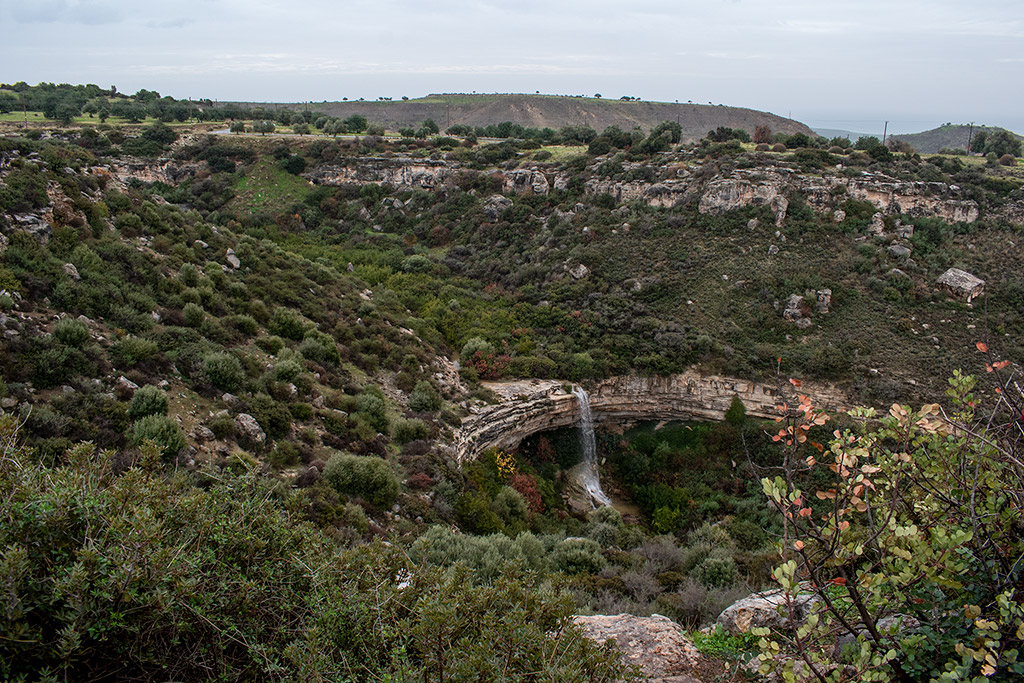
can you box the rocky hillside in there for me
[227,93,813,141]
[3,111,1024,683]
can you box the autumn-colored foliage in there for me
[755,358,1024,682]
[509,473,545,513]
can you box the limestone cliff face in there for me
[305,158,457,189]
[105,153,1000,225]
[453,371,848,462]
[697,168,979,224]
[582,177,688,208]
[840,176,979,223]
[108,159,202,186]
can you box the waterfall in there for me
[572,386,611,508]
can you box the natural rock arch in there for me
[452,370,848,462]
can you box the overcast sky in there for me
[2,0,1022,135]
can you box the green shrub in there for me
[268,441,301,468]
[127,385,169,419]
[322,453,400,508]
[492,486,528,527]
[131,414,186,460]
[246,393,292,440]
[269,308,306,340]
[726,518,768,551]
[53,318,90,348]
[408,380,442,412]
[355,387,390,433]
[179,262,199,287]
[256,335,286,354]
[298,332,340,366]
[203,352,244,392]
[692,556,738,589]
[273,358,304,382]
[227,314,259,336]
[111,336,159,368]
[461,336,493,358]
[393,417,429,443]
[288,402,313,420]
[550,538,606,575]
[208,414,237,440]
[183,302,205,328]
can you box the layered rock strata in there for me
[453,371,847,462]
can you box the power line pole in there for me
[882,121,888,144]
[967,122,974,153]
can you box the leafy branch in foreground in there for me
[756,360,1024,682]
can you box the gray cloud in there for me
[1,0,1022,133]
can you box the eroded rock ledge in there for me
[452,371,848,462]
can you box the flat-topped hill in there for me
[229,93,814,140]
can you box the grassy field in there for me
[537,145,588,163]
[0,110,203,127]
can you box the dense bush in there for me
[202,351,244,392]
[131,414,186,459]
[550,538,607,575]
[322,452,400,508]
[127,385,169,419]
[0,429,629,682]
[408,379,442,412]
[52,318,90,347]
[111,336,159,368]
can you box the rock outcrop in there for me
[108,159,202,186]
[306,157,457,189]
[699,171,788,217]
[502,168,550,196]
[574,613,703,682]
[99,152,999,228]
[453,372,847,462]
[697,168,979,225]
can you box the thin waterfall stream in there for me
[572,386,611,508]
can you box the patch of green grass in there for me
[0,111,48,122]
[691,626,759,659]
[537,146,587,162]
[231,155,312,214]
[0,110,186,127]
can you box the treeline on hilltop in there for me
[0,81,333,126]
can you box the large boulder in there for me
[234,413,266,445]
[574,613,703,682]
[717,589,817,635]
[483,195,513,222]
[10,213,53,242]
[936,268,985,303]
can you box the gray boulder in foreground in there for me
[574,613,702,682]
[717,589,817,634]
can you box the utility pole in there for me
[882,121,888,144]
[967,122,974,153]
